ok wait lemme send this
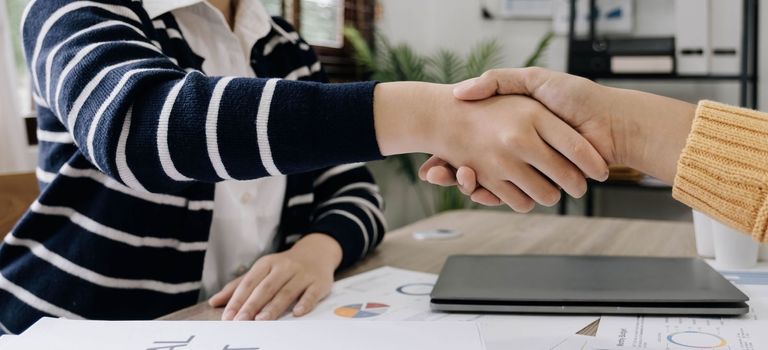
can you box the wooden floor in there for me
[0,172,38,238]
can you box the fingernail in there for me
[235,313,250,321]
[453,84,469,96]
[294,305,306,315]
[254,312,269,321]
[457,176,464,188]
[222,310,236,320]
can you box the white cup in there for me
[712,220,760,269]
[760,244,768,262]
[692,210,715,258]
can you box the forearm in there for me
[607,87,696,183]
[374,82,456,156]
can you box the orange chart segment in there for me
[334,303,390,319]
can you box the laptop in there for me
[430,255,749,316]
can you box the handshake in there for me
[375,67,696,211]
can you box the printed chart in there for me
[666,331,727,348]
[598,315,763,350]
[598,264,768,349]
[280,266,597,350]
[396,283,434,296]
[334,303,390,319]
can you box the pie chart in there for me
[334,303,390,318]
[667,331,727,348]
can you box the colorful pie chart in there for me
[334,303,390,319]
[667,331,727,348]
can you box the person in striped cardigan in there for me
[1,0,608,333]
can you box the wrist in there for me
[373,82,456,156]
[291,233,343,269]
[607,87,696,183]
[604,86,641,166]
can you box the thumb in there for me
[452,76,499,101]
[454,68,546,100]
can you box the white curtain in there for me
[0,2,30,174]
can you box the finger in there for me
[293,283,332,317]
[221,263,271,320]
[535,112,609,182]
[455,166,478,195]
[516,124,589,198]
[505,163,562,207]
[418,156,450,181]
[233,269,293,321]
[470,188,503,206]
[209,276,243,307]
[255,276,312,321]
[482,179,535,213]
[425,166,458,187]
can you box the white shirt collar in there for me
[141,0,205,19]
[141,0,273,41]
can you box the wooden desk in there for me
[0,173,38,239]
[162,210,696,325]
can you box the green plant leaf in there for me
[464,40,504,79]
[427,49,466,84]
[379,44,430,82]
[523,31,555,67]
[343,26,377,72]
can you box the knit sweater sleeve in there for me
[22,0,383,193]
[672,100,768,242]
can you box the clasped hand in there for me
[417,68,615,210]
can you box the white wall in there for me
[374,0,768,228]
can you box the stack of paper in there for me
[0,266,680,350]
[0,318,486,350]
[281,267,599,347]
[597,263,768,349]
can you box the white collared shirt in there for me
[143,0,287,300]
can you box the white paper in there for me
[9,267,600,350]
[598,315,768,350]
[282,267,598,349]
[9,318,485,350]
[595,264,768,350]
[0,335,18,347]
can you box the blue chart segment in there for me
[395,283,434,296]
[720,271,768,285]
[667,331,727,349]
[334,303,390,319]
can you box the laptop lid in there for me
[430,255,749,315]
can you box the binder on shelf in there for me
[709,0,742,75]
[611,56,674,74]
[568,38,675,77]
[675,0,710,75]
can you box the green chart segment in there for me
[334,303,390,318]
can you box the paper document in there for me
[597,266,768,350]
[283,266,598,349]
[7,318,485,350]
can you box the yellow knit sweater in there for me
[673,100,768,243]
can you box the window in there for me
[5,0,36,146]
[282,0,376,81]
[6,0,32,115]
[299,0,344,48]
[261,0,284,16]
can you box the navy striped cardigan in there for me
[0,0,387,334]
